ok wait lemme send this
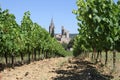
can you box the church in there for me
[49,18,71,44]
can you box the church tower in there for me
[61,26,65,35]
[49,18,55,37]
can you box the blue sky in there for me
[0,0,118,33]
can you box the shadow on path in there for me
[52,58,113,80]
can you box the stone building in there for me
[49,19,71,44]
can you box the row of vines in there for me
[0,8,67,68]
[73,0,120,69]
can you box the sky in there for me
[0,0,78,33]
[0,0,118,33]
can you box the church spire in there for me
[49,18,55,37]
[50,18,55,28]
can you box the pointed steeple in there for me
[49,18,55,37]
[50,18,55,28]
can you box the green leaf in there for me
[95,26,99,33]
[109,37,114,43]
[114,36,119,41]
[89,14,92,19]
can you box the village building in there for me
[49,19,71,44]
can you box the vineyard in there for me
[0,0,120,80]
[0,8,69,69]
[73,0,120,71]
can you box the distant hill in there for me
[69,33,78,38]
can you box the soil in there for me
[0,57,119,80]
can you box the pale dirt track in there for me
[0,57,119,80]
[1,57,69,80]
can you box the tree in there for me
[73,0,120,67]
[21,11,33,63]
[0,8,21,68]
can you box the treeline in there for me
[73,0,120,69]
[0,8,67,68]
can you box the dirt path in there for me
[0,57,119,80]
[1,57,69,80]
